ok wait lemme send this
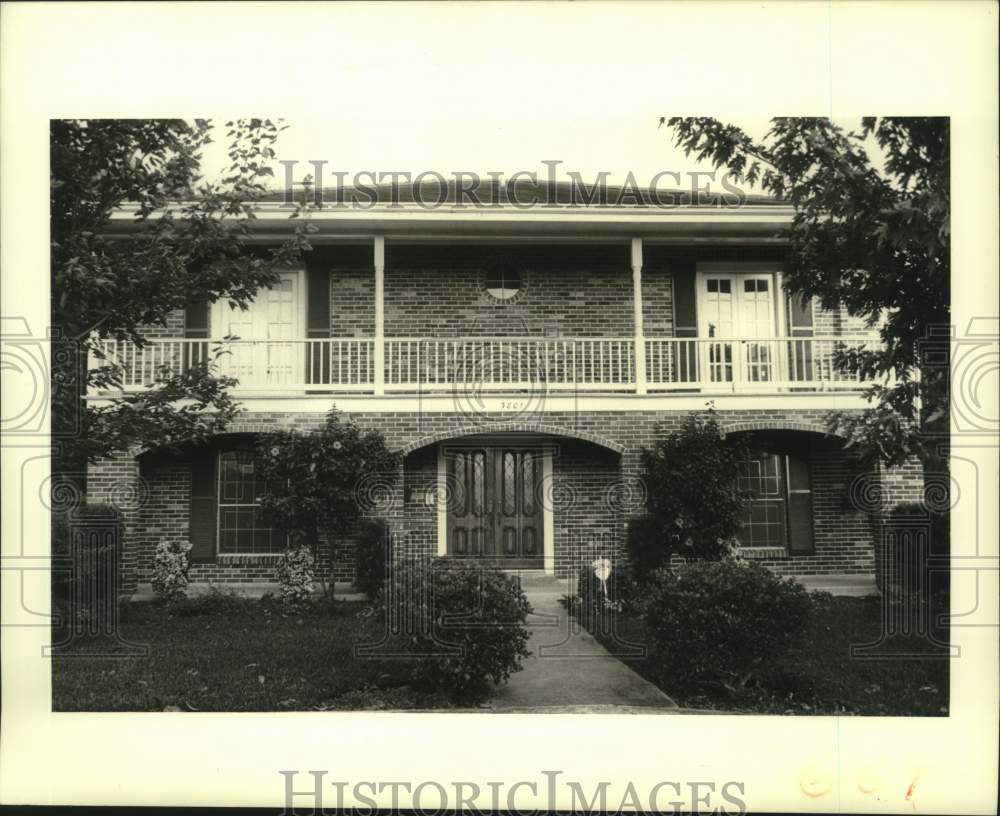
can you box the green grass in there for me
[52,594,460,711]
[584,594,950,715]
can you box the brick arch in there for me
[131,424,303,460]
[721,419,842,439]
[398,422,625,456]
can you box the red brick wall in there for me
[382,245,633,338]
[641,267,674,337]
[330,268,375,338]
[810,302,873,336]
[84,452,143,592]
[91,406,926,589]
[552,440,623,575]
[142,246,884,345]
[140,310,186,339]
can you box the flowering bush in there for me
[641,559,813,693]
[275,544,315,608]
[383,558,532,699]
[254,408,401,595]
[151,539,193,602]
[629,409,749,572]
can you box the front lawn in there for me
[52,594,461,711]
[583,594,950,715]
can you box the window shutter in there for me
[307,266,331,337]
[671,261,698,382]
[189,446,217,563]
[788,293,814,336]
[671,261,697,338]
[788,294,814,382]
[184,300,210,338]
[306,265,331,384]
[183,300,211,373]
[785,453,814,554]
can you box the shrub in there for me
[384,558,532,699]
[625,513,668,577]
[255,408,401,595]
[880,502,949,601]
[275,545,315,608]
[354,518,391,597]
[151,539,193,602]
[641,559,813,693]
[51,504,121,613]
[630,409,749,571]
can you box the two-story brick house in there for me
[86,183,923,593]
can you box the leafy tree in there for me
[629,408,749,572]
[50,119,314,474]
[253,409,401,594]
[663,117,949,472]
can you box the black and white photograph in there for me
[2,2,997,814]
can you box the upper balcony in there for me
[91,333,880,396]
[87,229,884,403]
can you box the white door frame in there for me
[696,262,783,389]
[210,269,306,386]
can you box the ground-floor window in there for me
[737,447,814,554]
[217,449,285,555]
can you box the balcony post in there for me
[631,237,647,394]
[373,235,385,394]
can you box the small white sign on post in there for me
[592,557,612,602]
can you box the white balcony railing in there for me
[89,335,880,395]
[644,335,883,392]
[384,337,635,391]
[93,338,376,391]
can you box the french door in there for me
[211,272,301,386]
[445,446,544,568]
[697,270,779,387]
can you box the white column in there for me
[374,235,385,394]
[631,237,647,394]
[775,268,788,390]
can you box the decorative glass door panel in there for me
[212,272,301,386]
[739,276,776,383]
[698,271,777,387]
[265,277,298,384]
[447,446,543,567]
[702,277,735,382]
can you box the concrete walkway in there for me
[489,574,678,713]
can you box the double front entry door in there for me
[445,445,544,569]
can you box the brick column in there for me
[875,457,928,590]
[86,450,145,594]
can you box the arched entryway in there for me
[402,430,623,575]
